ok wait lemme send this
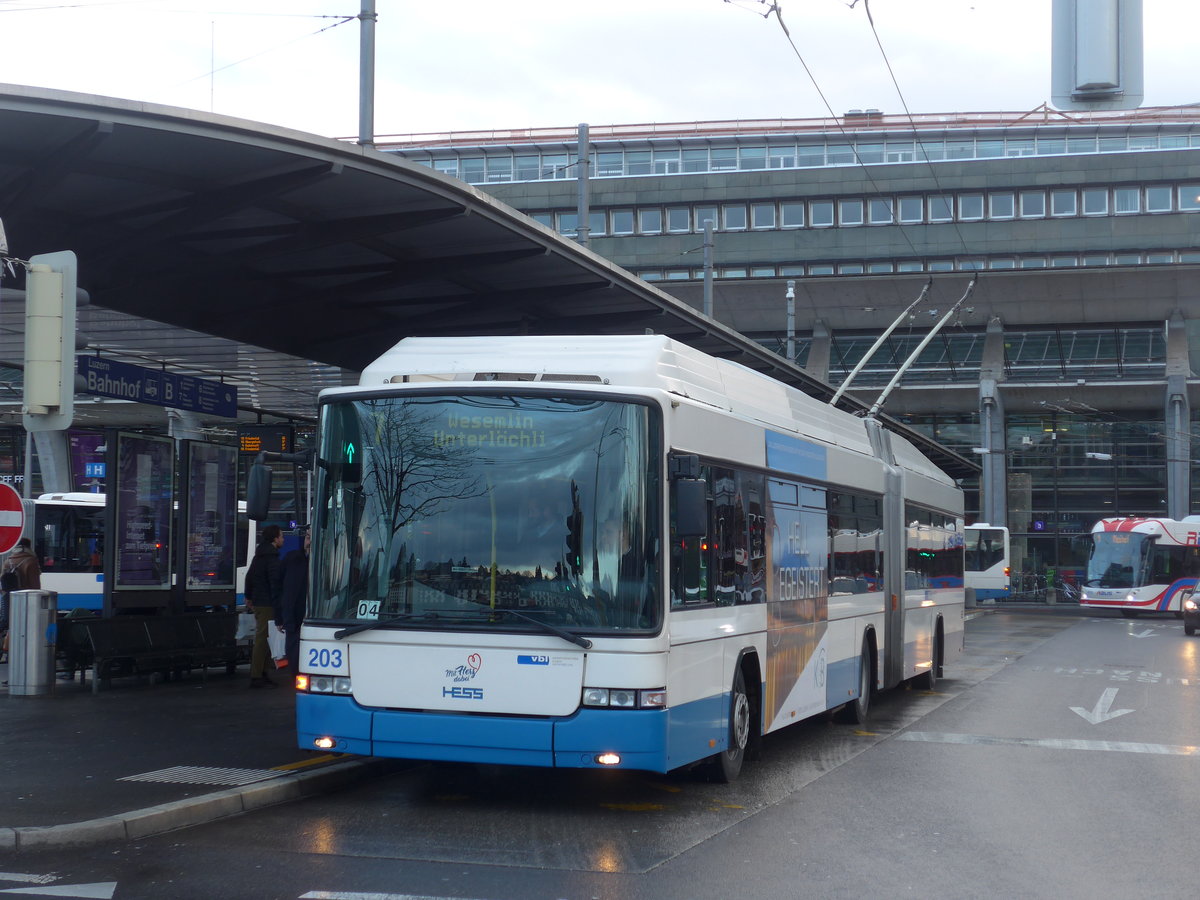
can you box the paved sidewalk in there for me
[0,662,391,851]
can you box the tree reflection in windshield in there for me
[312,394,661,633]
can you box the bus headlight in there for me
[304,675,352,695]
[582,687,667,708]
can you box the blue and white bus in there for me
[21,492,106,612]
[964,523,1010,602]
[293,336,965,780]
[17,492,258,612]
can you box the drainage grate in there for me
[119,766,281,786]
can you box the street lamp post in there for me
[785,280,795,362]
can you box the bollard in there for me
[9,589,58,696]
[964,586,976,609]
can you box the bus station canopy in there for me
[0,84,976,478]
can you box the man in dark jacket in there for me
[276,525,309,676]
[244,524,283,687]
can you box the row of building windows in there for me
[400,129,1200,185]
[530,183,1200,238]
[637,248,1200,282]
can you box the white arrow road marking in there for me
[1070,687,1134,724]
[0,885,115,899]
[1128,629,1156,638]
[0,876,56,886]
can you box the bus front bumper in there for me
[297,692,724,773]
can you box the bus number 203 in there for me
[307,647,344,670]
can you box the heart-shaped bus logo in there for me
[467,653,482,672]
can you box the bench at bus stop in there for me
[57,612,243,693]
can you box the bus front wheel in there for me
[708,666,750,783]
[913,630,941,690]
[837,643,872,724]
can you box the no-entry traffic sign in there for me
[0,482,25,554]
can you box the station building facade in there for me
[379,106,1200,585]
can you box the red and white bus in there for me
[1082,517,1200,616]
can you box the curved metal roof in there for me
[0,84,976,477]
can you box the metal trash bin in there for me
[9,589,58,696]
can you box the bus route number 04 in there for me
[356,599,380,618]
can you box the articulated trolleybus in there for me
[1082,517,1200,616]
[295,336,964,780]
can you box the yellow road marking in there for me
[271,753,341,771]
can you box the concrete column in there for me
[30,430,72,493]
[804,319,831,383]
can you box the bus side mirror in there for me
[674,479,707,538]
[246,462,272,522]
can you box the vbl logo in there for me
[443,686,484,700]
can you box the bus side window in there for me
[1150,546,1175,583]
[712,467,744,606]
[670,467,711,607]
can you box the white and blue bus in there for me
[294,336,965,780]
[21,492,107,612]
[16,492,258,612]
[964,523,1010,602]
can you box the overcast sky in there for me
[1,1,1196,139]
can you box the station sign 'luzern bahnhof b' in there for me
[78,356,238,418]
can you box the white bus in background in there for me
[1082,516,1200,616]
[964,523,1011,603]
[291,335,965,781]
[18,492,107,612]
[18,492,257,612]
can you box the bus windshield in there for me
[965,527,1005,572]
[310,392,661,634]
[1085,532,1152,588]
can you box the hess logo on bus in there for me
[443,685,484,700]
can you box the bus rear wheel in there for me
[708,666,750,783]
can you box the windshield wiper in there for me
[487,607,593,650]
[332,607,592,650]
[334,611,445,640]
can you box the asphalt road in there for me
[3,609,1196,900]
